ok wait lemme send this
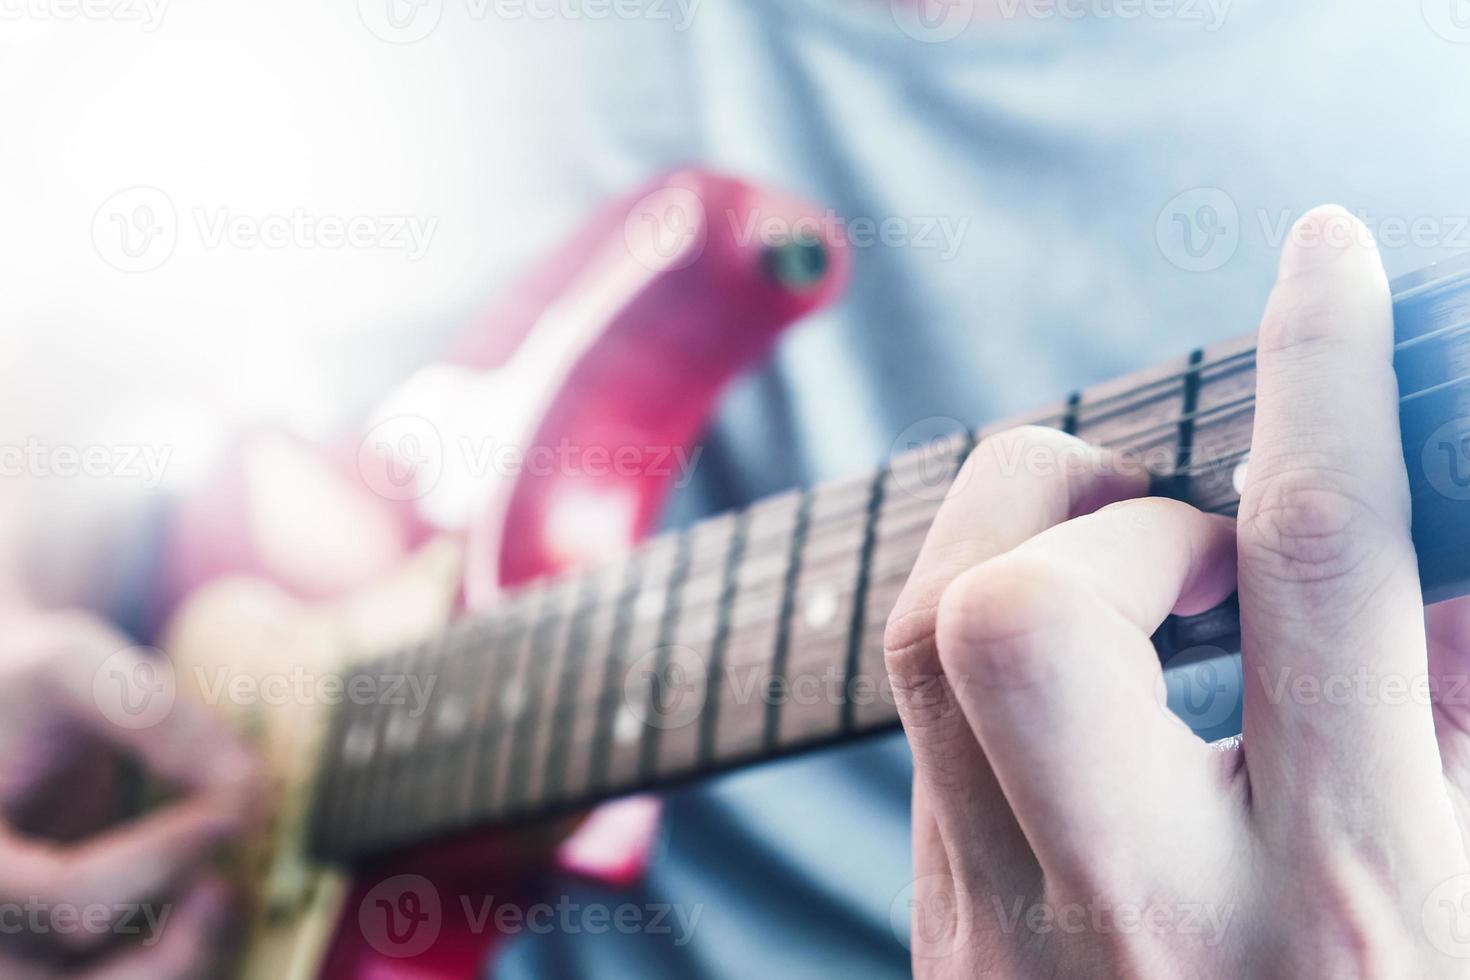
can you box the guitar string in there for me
[395,310,1463,662]
[439,311,1470,652]
[328,314,1470,837]
[345,336,1468,747]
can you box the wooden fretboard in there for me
[307,253,1470,863]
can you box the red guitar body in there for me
[166,169,850,978]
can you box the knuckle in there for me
[883,593,962,733]
[1238,469,1387,589]
[883,588,942,682]
[1259,284,1346,354]
[935,558,1073,693]
[1272,862,1408,978]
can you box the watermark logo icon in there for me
[92,187,177,273]
[890,874,970,958]
[623,645,707,731]
[358,415,444,502]
[360,874,443,958]
[92,646,177,731]
[1423,0,1470,43]
[890,417,971,503]
[1156,188,1239,273]
[359,0,443,43]
[1160,645,1241,733]
[1423,873,1470,958]
[623,186,707,272]
[1422,420,1470,501]
[890,0,976,42]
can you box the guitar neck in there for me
[307,253,1470,864]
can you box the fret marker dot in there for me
[384,713,421,752]
[804,587,839,630]
[435,695,467,736]
[343,723,377,765]
[499,684,526,719]
[634,592,663,621]
[1232,459,1248,495]
[613,705,643,745]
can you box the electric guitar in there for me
[159,172,1470,977]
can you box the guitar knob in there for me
[762,235,829,291]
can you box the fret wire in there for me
[367,643,426,852]
[470,588,543,817]
[1163,349,1205,500]
[307,640,358,854]
[1061,391,1081,436]
[399,630,456,835]
[841,466,887,733]
[540,570,603,804]
[764,489,813,749]
[423,628,473,834]
[358,641,419,850]
[454,613,517,822]
[638,531,694,778]
[699,509,748,765]
[429,618,496,829]
[331,630,385,852]
[587,554,644,794]
[501,583,572,813]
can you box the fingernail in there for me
[1278,204,1374,279]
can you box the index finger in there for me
[1237,205,1444,818]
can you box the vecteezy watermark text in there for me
[193,208,436,260]
[92,187,438,273]
[0,898,172,947]
[358,416,705,504]
[0,0,168,30]
[191,665,439,718]
[358,875,701,958]
[1158,191,1470,273]
[989,894,1236,946]
[994,0,1231,29]
[0,439,172,488]
[357,0,701,44]
[726,207,970,262]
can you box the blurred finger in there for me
[0,880,228,978]
[0,796,241,944]
[74,878,231,980]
